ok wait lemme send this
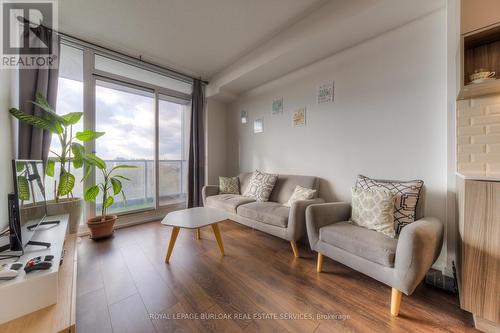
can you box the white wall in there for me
[227,10,449,269]
[205,99,228,185]
[0,69,14,232]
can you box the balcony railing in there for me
[96,159,187,214]
[45,159,186,215]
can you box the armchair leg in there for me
[290,240,299,258]
[316,253,323,273]
[391,288,402,316]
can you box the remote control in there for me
[24,256,53,273]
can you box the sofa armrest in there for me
[286,198,325,241]
[305,202,351,250]
[393,217,444,295]
[202,185,219,206]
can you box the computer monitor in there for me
[0,160,58,253]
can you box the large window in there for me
[49,40,192,228]
[159,96,190,206]
[95,80,155,215]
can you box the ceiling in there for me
[58,0,325,79]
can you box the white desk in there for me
[0,214,69,325]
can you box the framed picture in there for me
[240,110,248,124]
[293,108,306,126]
[254,118,264,133]
[317,81,334,104]
[272,97,283,115]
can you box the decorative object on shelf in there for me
[272,97,283,115]
[9,93,104,233]
[292,107,306,126]
[469,69,496,84]
[317,81,334,104]
[83,158,137,239]
[254,118,264,133]
[240,110,248,124]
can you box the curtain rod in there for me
[17,16,209,84]
[57,31,209,85]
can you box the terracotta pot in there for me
[87,215,118,240]
[46,198,83,234]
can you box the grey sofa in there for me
[306,189,443,316]
[202,172,324,257]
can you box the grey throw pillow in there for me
[219,176,240,194]
[243,170,278,202]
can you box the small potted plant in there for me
[9,93,104,233]
[82,154,136,239]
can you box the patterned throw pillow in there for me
[350,187,396,238]
[219,176,240,194]
[243,170,278,202]
[355,174,424,234]
[284,185,317,207]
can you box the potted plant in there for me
[82,155,136,239]
[9,93,104,233]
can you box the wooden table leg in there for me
[196,228,201,240]
[165,227,180,263]
[211,223,225,256]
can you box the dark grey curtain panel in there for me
[17,27,60,160]
[187,79,206,208]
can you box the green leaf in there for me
[71,143,85,169]
[58,172,75,196]
[75,130,105,142]
[82,164,92,182]
[61,112,83,125]
[121,190,127,204]
[31,94,66,126]
[113,175,131,181]
[84,185,100,202]
[110,177,122,195]
[110,165,137,174]
[9,108,62,134]
[34,93,55,113]
[104,196,114,208]
[45,159,55,177]
[17,176,30,201]
[85,154,106,170]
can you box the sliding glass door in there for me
[94,79,155,215]
[53,40,192,228]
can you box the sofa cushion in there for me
[355,174,424,235]
[205,194,255,214]
[243,170,279,202]
[319,221,398,267]
[269,174,319,204]
[350,187,396,238]
[284,185,317,207]
[237,202,290,228]
[219,176,240,194]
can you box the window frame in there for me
[58,37,192,234]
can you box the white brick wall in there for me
[457,95,500,175]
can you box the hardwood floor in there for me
[76,220,477,333]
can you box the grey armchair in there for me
[306,201,443,316]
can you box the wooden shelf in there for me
[458,78,500,99]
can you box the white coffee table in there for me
[161,207,229,263]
